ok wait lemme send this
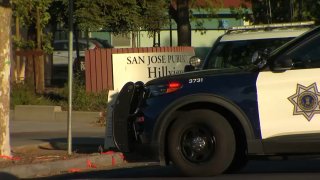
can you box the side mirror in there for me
[252,51,267,68]
[189,56,201,67]
[251,51,261,64]
[184,56,202,72]
[271,56,293,72]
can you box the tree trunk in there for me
[177,0,191,46]
[25,25,36,90]
[0,5,12,156]
[14,16,25,83]
[132,32,137,48]
[25,54,35,89]
[36,8,44,93]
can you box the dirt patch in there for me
[0,144,102,169]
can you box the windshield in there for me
[202,37,294,70]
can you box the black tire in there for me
[168,109,236,176]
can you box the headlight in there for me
[146,81,183,97]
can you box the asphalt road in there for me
[33,157,320,180]
[10,119,105,148]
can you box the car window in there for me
[53,42,68,51]
[76,42,88,51]
[203,37,294,69]
[54,41,91,51]
[289,34,320,69]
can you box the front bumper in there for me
[113,81,147,152]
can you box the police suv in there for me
[187,21,314,71]
[113,25,320,176]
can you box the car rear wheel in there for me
[168,109,236,176]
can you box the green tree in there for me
[71,0,224,47]
[12,0,53,93]
[139,0,169,37]
[293,0,320,24]
[50,0,166,36]
[50,0,224,47]
[100,0,143,35]
[169,0,224,46]
[49,0,253,48]
[251,0,319,24]
[51,0,168,48]
[12,0,52,51]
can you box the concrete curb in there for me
[55,111,103,122]
[0,152,126,179]
[14,105,61,122]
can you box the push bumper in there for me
[112,81,145,152]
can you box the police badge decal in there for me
[288,83,320,121]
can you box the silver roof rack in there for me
[226,21,315,33]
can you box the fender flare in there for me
[151,93,259,164]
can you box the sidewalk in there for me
[0,109,126,179]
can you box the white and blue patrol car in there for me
[113,25,320,177]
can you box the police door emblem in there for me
[288,83,320,121]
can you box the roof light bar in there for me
[227,21,315,32]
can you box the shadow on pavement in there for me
[0,172,19,180]
[30,137,105,154]
[31,164,182,179]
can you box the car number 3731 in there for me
[189,78,204,84]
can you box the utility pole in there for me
[67,0,74,155]
[267,0,272,24]
[290,0,294,21]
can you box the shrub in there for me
[59,77,109,111]
[10,83,55,109]
[10,75,109,112]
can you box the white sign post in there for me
[104,51,195,149]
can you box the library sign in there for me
[112,51,195,91]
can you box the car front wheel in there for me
[168,109,236,176]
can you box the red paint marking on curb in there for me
[86,159,97,168]
[101,150,115,155]
[12,156,21,160]
[100,151,126,165]
[0,155,21,161]
[112,156,116,166]
[68,168,82,173]
[118,153,125,160]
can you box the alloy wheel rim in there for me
[180,124,216,163]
